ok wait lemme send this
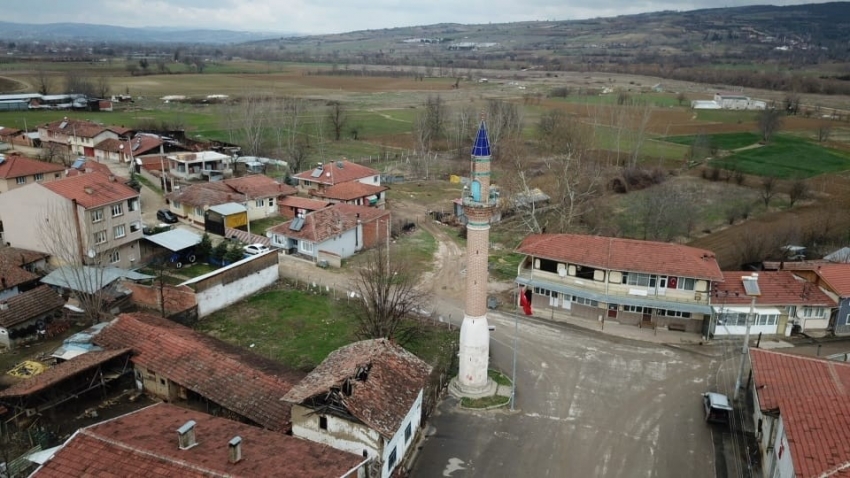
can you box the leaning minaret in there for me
[453,118,496,396]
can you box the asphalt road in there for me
[413,311,719,478]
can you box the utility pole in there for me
[511,288,519,411]
[734,274,760,401]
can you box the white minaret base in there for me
[450,314,497,398]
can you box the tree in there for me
[788,177,810,207]
[32,66,53,95]
[196,233,213,261]
[486,99,523,157]
[757,109,783,143]
[760,175,777,207]
[64,70,96,97]
[817,122,832,143]
[95,74,111,99]
[228,91,270,156]
[224,242,245,264]
[676,92,688,106]
[784,93,801,115]
[344,245,430,345]
[326,101,348,141]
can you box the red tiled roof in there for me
[137,154,167,171]
[279,196,330,211]
[311,182,387,201]
[293,160,379,185]
[283,339,432,439]
[269,203,390,243]
[166,181,234,208]
[0,247,47,290]
[40,119,109,139]
[816,264,850,297]
[714,271,835,307]
[0,285,65,328]
[0,348,131,398]
[224,175,297,198]
[516,234,724,281]
[93,313,304,432]
[762,260,832,271]
[42,171,139,209]
[64,159,114,178]
[751,349,850,478]
[32,402,364,478]
[0,127,22,138]
[0,153,65,179]
[94,135,162,156]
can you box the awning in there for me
[367,194,378,204]
[713,306,783,315]
[144,228,202,252]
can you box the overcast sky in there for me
[3,0,834,35]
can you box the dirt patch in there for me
[0,75,28,93]
[238,73,457,93]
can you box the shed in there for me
[143,229,203,267]
[205,202,248,236]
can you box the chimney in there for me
[0,302,7,311]
[177,420,197,450]
[228,436,243,464]
[108,174,116,182]
[84,186,94,194]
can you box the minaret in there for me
[454,118,496,396]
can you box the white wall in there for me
[357,175,381,186]
[291,404,383,459]
[188,256,278,317]
[316,229,358,259]
[380,390,423,478]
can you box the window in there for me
[623,305,645,313]
[374,175,379,182]
[128,199,139,211]
[172,201,182,209]
[300,241,313,253]
[94,230,107,244]
[114,224,126,239]
[268,198,275,208]
[109,250,120,263]
[755,314,778,326]
[657,309,691,318]
[255,199,264,207]
[34,173,44,182]
[676,277,697,290]
[387,447,398,472]
[194,207,204,217]
[572,296,599,307]
[54,173,61,179]
[319,416,328,430]
[15,177,26,185]
[846,313,850,325]
[91,208,104,223]
[111,203,123,217]
[405,423,412,443]
[802,306,825,318]
[624,273,652,287]
[129,221,141,233]
[533,286,554,297]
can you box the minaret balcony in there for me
[462,196,496,209]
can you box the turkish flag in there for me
[668,277,678,289]
[520,288,533,316]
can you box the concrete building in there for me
[452,119,496,396]
[166,151,230,180]
[515,234,724,334]
[38,118,123,158]
[0,152,65,193]
[0,171,142,269]
[292,160,382,195]
[283,339,431,478]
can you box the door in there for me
[549,293,559,307]
[657,276,668,296]
[607,304,618,319]
[562,295,571,310]
[470,180,481,202]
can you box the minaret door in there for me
[470,180,481,202]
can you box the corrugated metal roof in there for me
[208,202,246,215]
[144,229,202,252]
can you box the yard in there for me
[196,281,456,372]
[712,135,850,178]
[663,132,763,150]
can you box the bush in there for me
[211,241,228,262]
[196,233,213,260]
[224,243,245,263]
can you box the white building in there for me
[283,339,432,478]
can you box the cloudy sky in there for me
[3,0,833,34]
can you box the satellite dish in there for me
[87,248,96,258]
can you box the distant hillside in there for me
[0,22,288,44]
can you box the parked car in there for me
[244,244,271,255]
[157,209,179,224]
[702,392,733,425]
[143,223,173,235]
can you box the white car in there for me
[243,244,271,255]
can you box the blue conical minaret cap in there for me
[471,120,491,158]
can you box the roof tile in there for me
[268,203,389,243]
[714,271,835,306]
[0,284,65,328]
[0,348,131,398]
[0,153,65,179]
[293,160,379,185]
[816,264,850,297]
[42,171,139,209]
[311,182,387,201]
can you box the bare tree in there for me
[784,93,801,115]
[31,66,54,95]
[344,245,430,346]
[413,95,446,154]
[95,74,111,99]
[231,92,270,156]
[760,175,777,207]
[788,177,810,207]
[621,182,699,241]
[326,101,348,141]
[274,97,310,173]
[676,92,688,106]
[817,122,832,143]
[37,199,122,324]
[757,109,784,143]
[448,105,475,159]
[486,99,523,157]
[64,71,96,97]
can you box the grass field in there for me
[664,132,762,150]
[713,135,850,178]
[696,109,758,124]
[197,283,455,371]
[551,92,684,108]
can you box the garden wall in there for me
[180,251,279,317]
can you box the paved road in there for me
[413,311,718,478]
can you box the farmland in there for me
[713,135,850,179]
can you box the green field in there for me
[713,135,850,178]
[664,132,762,150]
[695,109,758,124]
[552,92,683,108]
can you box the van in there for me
[702,392,733,425]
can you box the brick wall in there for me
[124,281,196,315]
[464,209,492,318]
[361,213,391,250]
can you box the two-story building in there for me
[711,271,836,337]
[516,234,724,333]
[293,160,386,207]
[166,151,230,180]
[0,172,143,268]
[0,152,65,193]
[38,118,124,158]
[789,263,850,336]
[93,134,163,164]
[283,339,432,478]
[166,175,297,224]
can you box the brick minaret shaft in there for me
[457,119,494,393]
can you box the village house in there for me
[283,339,432,478]
[166,175,297,224]
[30,402,368,478]
[749,349,850,478]
[166,151,230,180]
[711,271,835,337]
[293,160,386,207]
[92,312,305,432]
[37,118,127,158]
[515,234,723,334]
[267,203,391,265]
[0,285,65,350]
[0,171,143,269]
[0,126,37,148]
[788,263,850,336]
[0,152,65,193]
[63,157,115,178]
[712,92,767,110]
[278,196,331,220]
[93,134,162,163]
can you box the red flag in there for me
[520,288,533,316]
